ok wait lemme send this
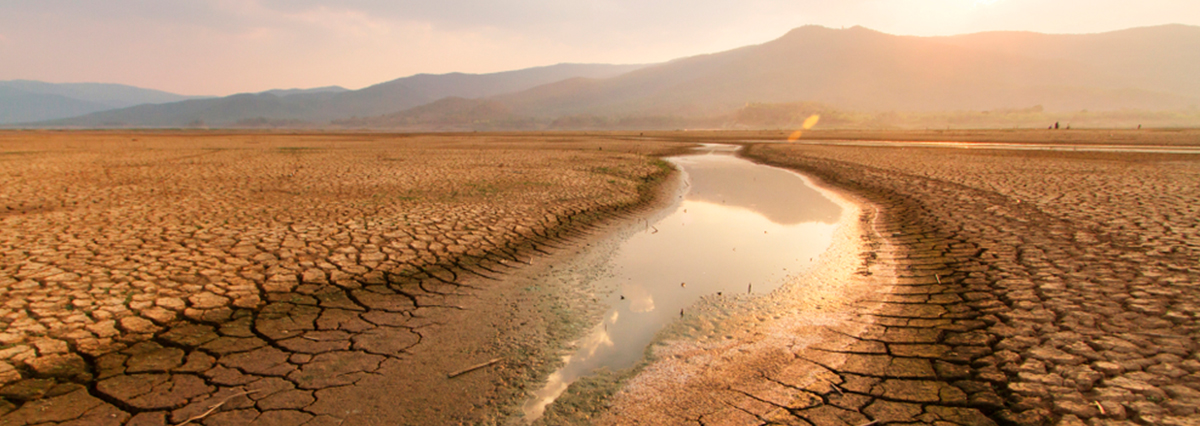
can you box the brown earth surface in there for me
[3,130,1199,426]
[543,131,1199,426]
[0,131,690,425]
[617,139,1197,426]
[637,128,1200,146]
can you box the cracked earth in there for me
[559,136,1197,426]
[3,131,1198,426]
[0,131,686,425]
[695,142,1197,426]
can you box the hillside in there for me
[40,63,647,128]
[495,25,1200,118]
[0,80,206,124]
[25,25,1200,129]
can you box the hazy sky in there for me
[2,0,1197,96]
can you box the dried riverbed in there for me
[526,145,846,423]
[4,130,1197,426]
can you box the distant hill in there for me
[494,25,1200,118]
[260,86,349,97]
[335,97,534,130]
[0,80,207,124]
[42,63,648,127]
[24,25,1200,129]
[935,24,1200,101]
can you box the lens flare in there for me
[802,114,821,129]
[787,114,821,142]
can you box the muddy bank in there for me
[581,160,883,425]
[550,152,997,426]
[526,146,849,423]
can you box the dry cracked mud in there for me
[716,141,1199,426]
[0,131,688,425]
[3,130,1198,426]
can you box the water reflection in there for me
[684,150,841,225]
[522,146,842,421]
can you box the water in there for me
[521,145,842,421]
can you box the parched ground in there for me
[4,130,1199,426]
[719,141,1199,426]
[0,131,687,425]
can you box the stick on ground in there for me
[174,390,259,426]
[448,358,503,378]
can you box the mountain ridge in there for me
[491,24,1198,119]
[34,63,648,127]
[0,80,209,124]
[21,24,1200,129]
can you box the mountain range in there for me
[494,25,1199,118]
[9,24,1200,129]
[27,63,646,128]
[0,81,209,124]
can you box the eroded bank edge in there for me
[740,143,1017,425]
[537,151,878,424]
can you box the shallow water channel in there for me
[522,145,844,421]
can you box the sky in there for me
[1,0,1197,96]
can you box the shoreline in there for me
[586,155,887,424]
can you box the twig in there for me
[819,377,844,396]
[1095,401,1105,415]
[935,274,941,284]
[448,358,502,378]
[174,390,259,426]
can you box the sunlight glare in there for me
[787,114,821,142]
